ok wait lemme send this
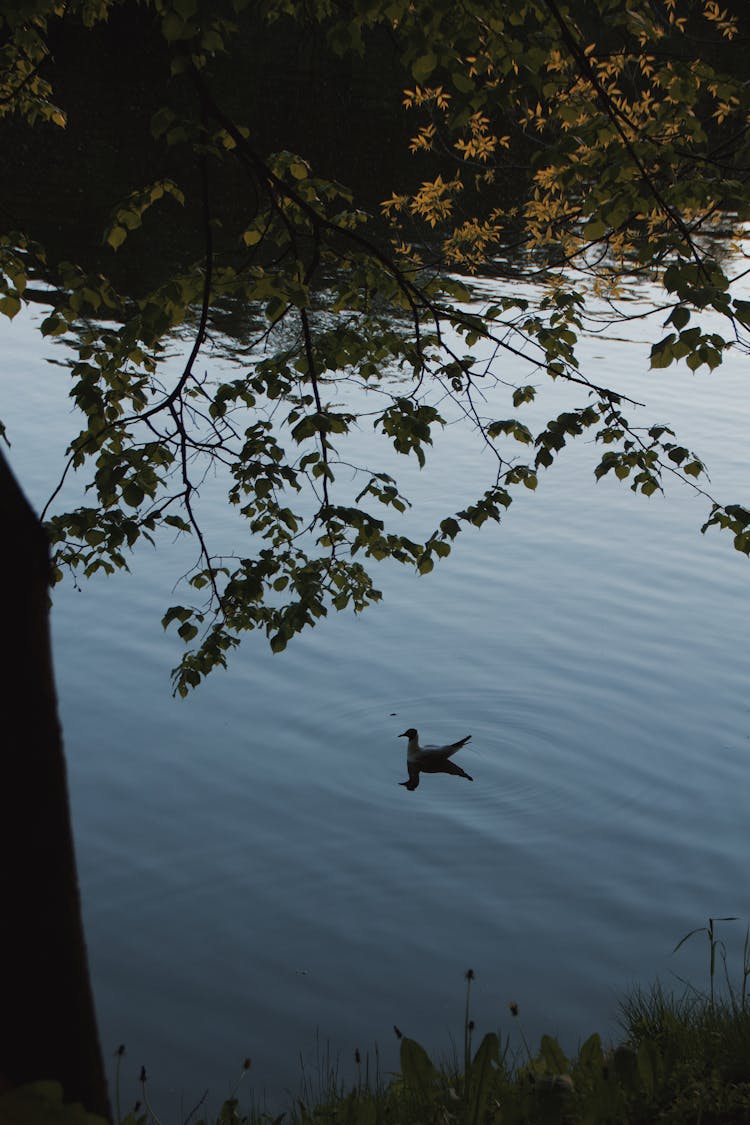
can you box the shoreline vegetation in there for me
[2,2,749,1119]
[6,926,750,1125]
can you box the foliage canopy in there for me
[1,0,748,693]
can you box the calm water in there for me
[3,280,749,1116]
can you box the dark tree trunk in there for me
[0,449,111,1120]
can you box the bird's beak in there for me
[398,730,408,738]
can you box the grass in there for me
[203,981,750,1124]
[6,920,750,1125]
[618,983,750,1121]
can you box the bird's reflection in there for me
[397,727,474,791]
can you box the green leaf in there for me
[451,70,474,93]
[513,385,536,408]
[539,1034,568,1073]
[733,299,750,327]
[162,606,192,629]
[412,52,437,82]
[637,1038,662,1097]
[468,1032,500,1123]
[582,218,607,240]
[400,1037,438,1090]
[164,515,192,532]
[650,335,676,369]
[270,632,287,654]
[162,10,191,40]
[0,295,21,319]
[0,1080,107,1125]
[121,482,144,507]
[577,1033,603,1071]
[667,305,690,330]
[106,225,127,251]
[40,314,66,336]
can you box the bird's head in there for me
[399,728,418,739]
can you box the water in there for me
[2,286,749,1116]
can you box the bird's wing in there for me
[420,735,471,761]
[441,760,473,781]
[417,757,473,780]
[416,748,446,764]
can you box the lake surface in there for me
[3,277,749,1118]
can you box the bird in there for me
[398,727,473,791]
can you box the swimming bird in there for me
[398,727,473,790]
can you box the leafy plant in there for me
[1,0,747,699]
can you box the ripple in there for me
[7,299,747,1111]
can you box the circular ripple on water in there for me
[258,663,718,862]
[297,685,593,832]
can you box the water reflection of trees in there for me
[3,4,750,1115]
[2,2,749,702]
